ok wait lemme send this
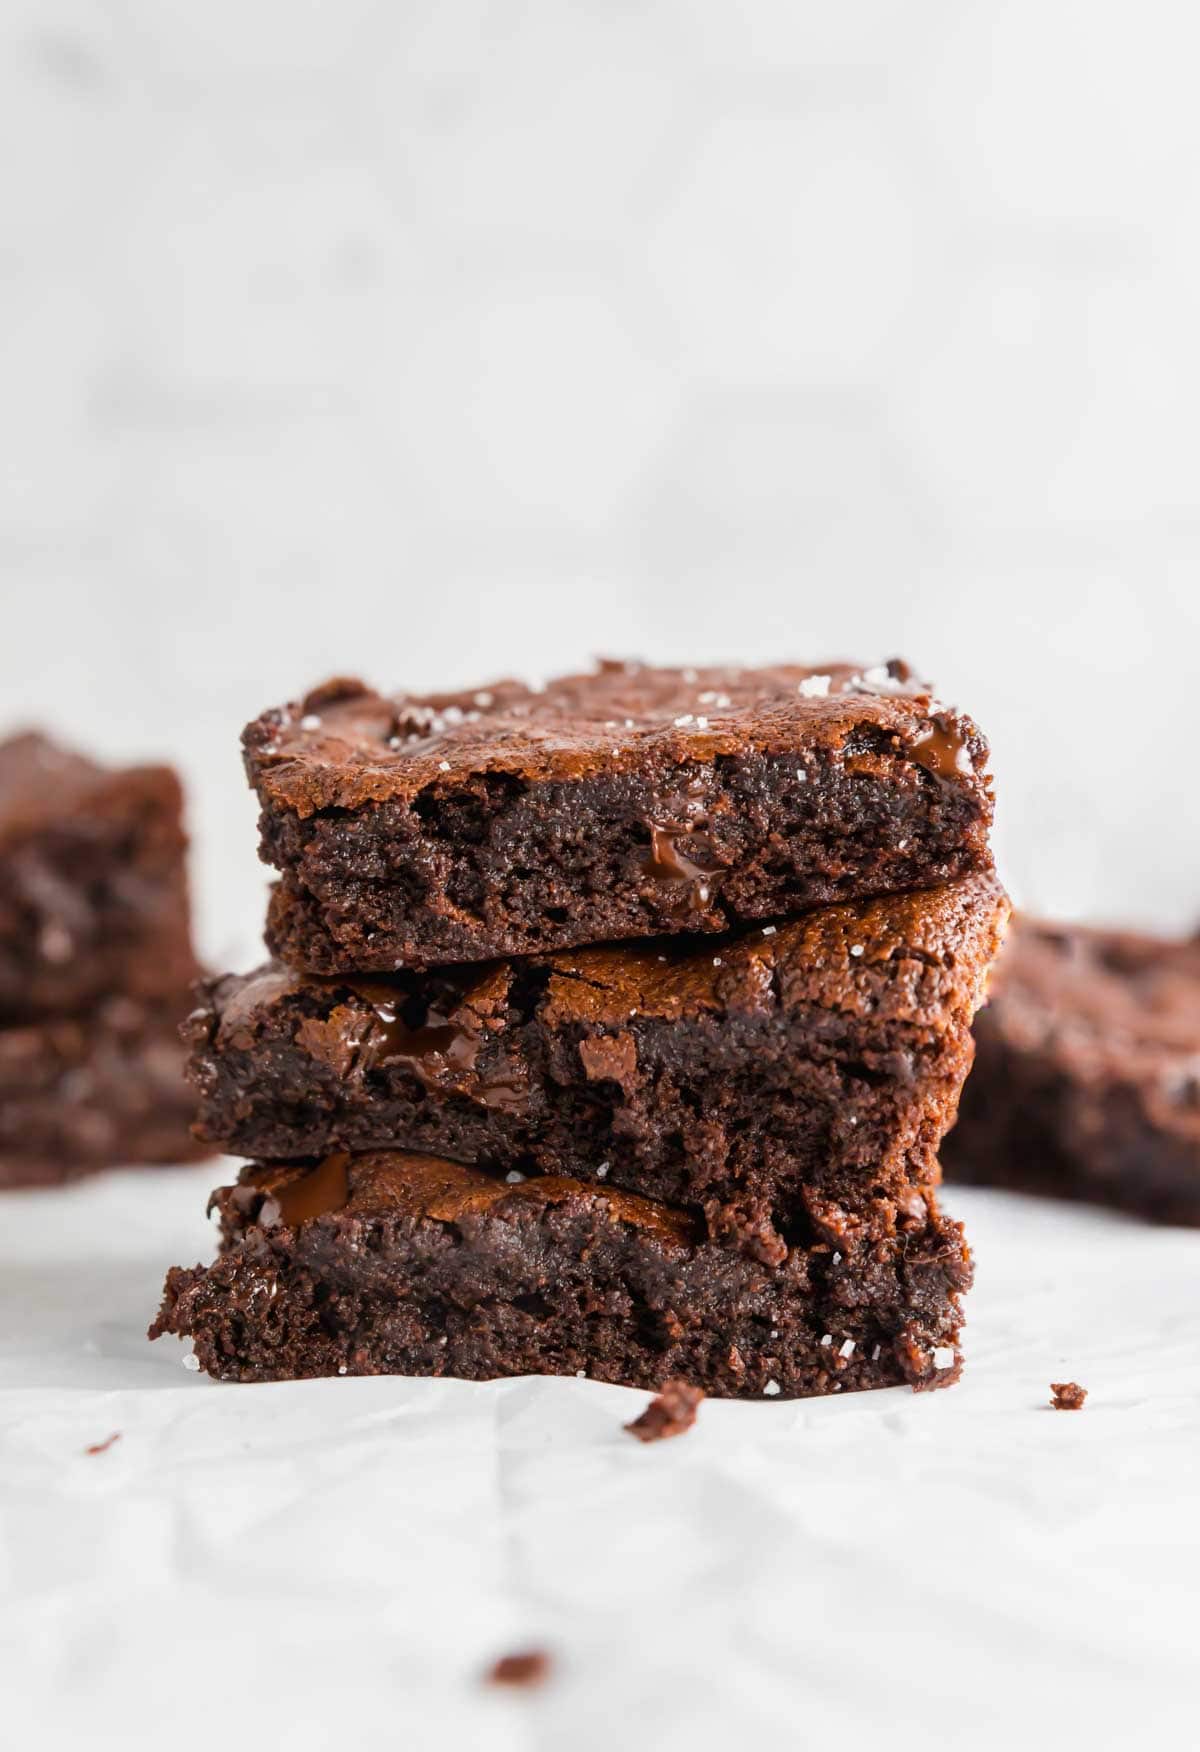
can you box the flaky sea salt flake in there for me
[932,1346,956,1371]
[763,1379,782,1397]
[798,674,831,698]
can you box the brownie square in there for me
[0,731,198,1020]
[244,661,993,971]
[150,1150,973,1394]
[187,870,1008,1261]
[943,918,1200,1224]
[0,991,212,1189]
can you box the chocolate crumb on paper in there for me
[1050,1381,1087,1411]
[84,1432,122,1456]
[486,1650,551,1689]
[625,1380,704,1443]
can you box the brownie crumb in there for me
[625,1380,705,1442]
[1050,1381,1087,1411]
[84,1432,122,1456]
[486,1650,551,1689]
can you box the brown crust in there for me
[243,661,990,816]
[246,1150,698,1246]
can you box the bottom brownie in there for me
[0,992,211,1189]
[150,1150,973,1395]
[943,918,1200,1224]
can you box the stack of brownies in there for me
[153,661,1009,1397]
[0,731,206,1188]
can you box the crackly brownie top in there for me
[233,1150,697,1245]
[990,919,1200,1120]
[544,868,1008,1031]
[242,659,991,818]
[0,730,179,843]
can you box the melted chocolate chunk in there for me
[908,718,973,781]
[638,821,724,914]
[350,982,527,1112]
[259,1152,352,1227]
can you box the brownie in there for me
[149,1149,974,1393]
[0,991,210,1188]
[244,661,993,971]
[0,731,198,1020]
[186,870,1008,1261]
[943,918,1200,1224]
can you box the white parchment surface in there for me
[1,1167,1196,1752]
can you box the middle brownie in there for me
[190,870,1007,1261]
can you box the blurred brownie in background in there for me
[0,994,210,1189]
[0,732,197,1020]
[943,918,1200,1224]
[0,730,210,1187]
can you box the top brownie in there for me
[245,659,993,970]
[0,731,198,1020]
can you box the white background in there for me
[1,7,1198,1748]
[2,2,1200,963]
